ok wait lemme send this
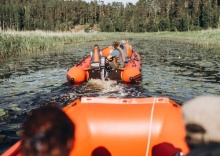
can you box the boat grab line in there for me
[145,97,156,156]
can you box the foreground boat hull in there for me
[3,97,189,156]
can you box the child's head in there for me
[21,105,75,156]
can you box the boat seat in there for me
[116,46,126,65]
[119,41,133,59]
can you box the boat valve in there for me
[71,78,74,82]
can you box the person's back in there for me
[21,105,75,156]
[107,41,125,69]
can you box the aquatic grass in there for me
[1,29,220,60]
[0,30,127,60]
[140,29,220,50]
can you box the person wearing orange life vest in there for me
[107,41,125,69]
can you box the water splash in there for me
[85,79,126,96]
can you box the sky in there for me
[84,0,139,5]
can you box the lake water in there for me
[0,38,219,153]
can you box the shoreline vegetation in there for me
[1,29,220,61]
[0,30,126,60]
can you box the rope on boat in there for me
[145,97,156,156]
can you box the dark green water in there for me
[0,39,219,154]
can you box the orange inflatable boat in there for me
[67,42,142,83]
[2,97,189,156]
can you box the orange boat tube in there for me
[67,42,142,83]
[67,55,91,83]
[3,97,189,156]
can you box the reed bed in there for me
[140,29,220,50]
[0,30,128,60]
[1,29,220,60]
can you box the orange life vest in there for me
[120,42,133,58]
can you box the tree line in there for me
[0,0,219,32]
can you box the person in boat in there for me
[153,96,220,156]
[107,41,125,69]
[181,95,220,156]
[152,142,183,156]
[21,105,75,156]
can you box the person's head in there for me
[92,146,111,156]
[152,142,182,156]
[182,96,220,149]
[21,105,75,156]
[112,41,119,49]
[94,44,99,49]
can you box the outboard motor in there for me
[100,56,108,80]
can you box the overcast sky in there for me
[84,0,139,5]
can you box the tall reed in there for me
[141,29,220,50]
[0,30,127,60]
[1,29,220,60]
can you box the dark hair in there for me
[112,41,119,48]
[92,146,111,156]
[21,105,75,156]
[94,44,99,48]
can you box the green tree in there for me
[99,17,114,32]
[158,17,170,31]
[111,2,125,32]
